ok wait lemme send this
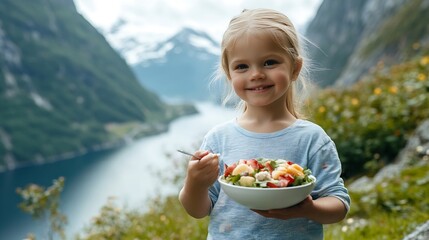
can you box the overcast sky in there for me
[74,0,323,45]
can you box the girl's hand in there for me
[253,195,347,224]
[179,150,219,218]
[185,150,219,190]
[252,195,314,220]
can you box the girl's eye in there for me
[235,64,248,70]
[264,59,279,66]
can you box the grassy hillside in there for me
[308,54,429,178]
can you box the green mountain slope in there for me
[0,0,193,170]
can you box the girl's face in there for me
[227,33,300,109]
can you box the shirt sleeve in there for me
[199,133,221,213]
[308,139,351,212]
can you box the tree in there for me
[16,177,67,240]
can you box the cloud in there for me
[75,0,322,44]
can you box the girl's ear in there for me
[292,58,303,81]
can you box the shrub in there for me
[308,55,429,177]
[76,196,209,240]
[16,177,67,240]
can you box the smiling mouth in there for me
[246,85,274,91]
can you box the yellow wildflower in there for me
[389,86,398,94]
[333,104,340,112]
[318,106,326,113]
[418,73,426,81]
[351,98,359,106]
[421,56,429,66]
[373,87,382,95]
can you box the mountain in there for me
[131,28,222,102]
[305,0,429,87]
[0,0,195,171]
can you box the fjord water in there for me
[0,102,236,239]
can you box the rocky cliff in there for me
[306,0,429,87]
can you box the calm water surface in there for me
[0,102,236,239]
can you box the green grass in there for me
[105,122,142,138]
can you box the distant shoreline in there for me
[0,103,199,173]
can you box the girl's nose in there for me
[250,68,265,80]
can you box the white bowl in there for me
[218,175,316,210]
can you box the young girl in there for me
[179,8,350,239]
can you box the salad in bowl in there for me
[218,158,316,210]
[221,158,314,188]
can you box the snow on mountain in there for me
[131,27,222,102]
[102,19,220,65]
[98,19,223,102]
[189,33,220,56]
[138,27,220,65]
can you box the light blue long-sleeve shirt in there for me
[200,119,350,240]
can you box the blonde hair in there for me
[214,8,313,119]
